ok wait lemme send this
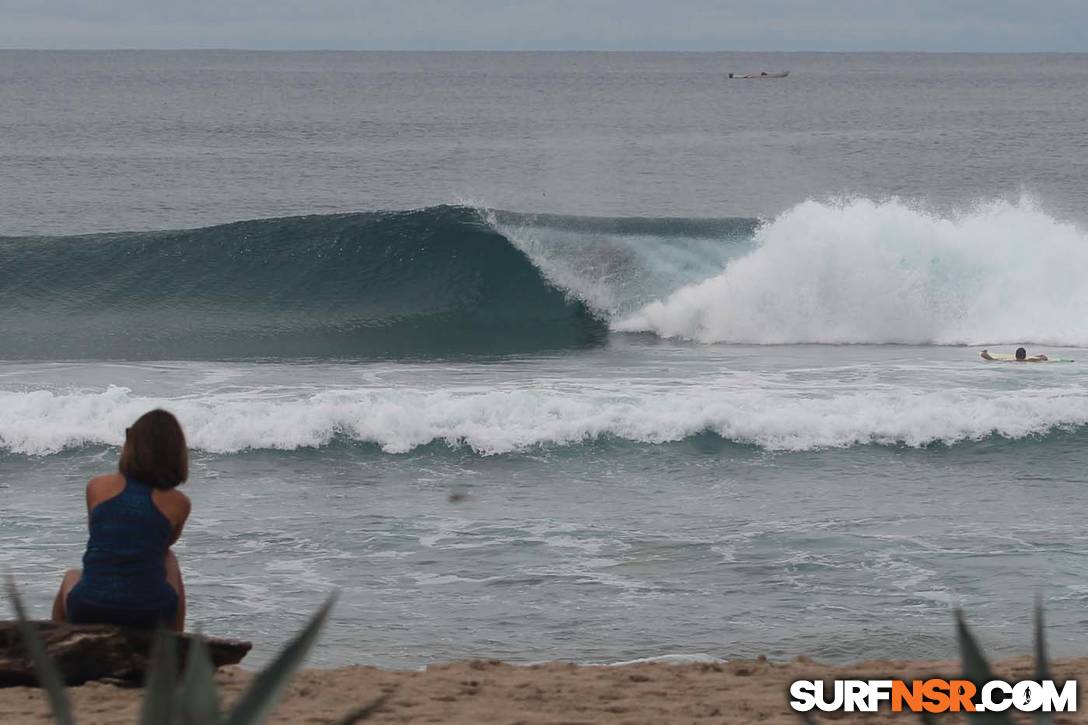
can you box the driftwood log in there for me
[0,621,251,686]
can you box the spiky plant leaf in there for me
[955,609,1014,724]
[224,595,336,725]
[139,628,179,725]
[179,632,222,725]
[1034,597,1051,682]
[956,609,998,683]
[1033,598,1053,725]
[4,577,74,725]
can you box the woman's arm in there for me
[167,492,192,547]
[150,488,191,546]
[85,481,95,525]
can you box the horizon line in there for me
[2,47,1087,54]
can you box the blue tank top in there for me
[74,476,176,611]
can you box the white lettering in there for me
[981,680,1012,712]
[1013,681,1043,712]
[868,680,893,711]
[844,681,868,711]
[816,681,844,712]
[1039,680,1077,713]
[789,681,817,712]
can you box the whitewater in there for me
[3,355,1088,456]
[609,197,1088,346]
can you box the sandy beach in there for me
[2,655,1086,724]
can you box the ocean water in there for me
[3,51,1088,668]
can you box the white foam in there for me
[616,197,1088,346]
[3,381,1088,456]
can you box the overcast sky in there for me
[1,0,1086,52]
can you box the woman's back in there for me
[75,475,176,611]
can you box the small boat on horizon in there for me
[728,71,789,79]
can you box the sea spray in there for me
[616,198,1088,346]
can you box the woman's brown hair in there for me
[119,409,189,490]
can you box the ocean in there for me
[2,50,1088,668]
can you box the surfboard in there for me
[983,353,1074,363]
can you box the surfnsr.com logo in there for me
[789,678,1077,714]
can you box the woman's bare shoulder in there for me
[165,488,191,507]
[85,473,124,508]
[86,472,124,493]
[154,487,192,521]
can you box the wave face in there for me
[617,198,1088,346]
[4,383,1087,456]
[0,206,612,360]
[488,210,755,319]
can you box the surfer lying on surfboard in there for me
[980,347,1048,362]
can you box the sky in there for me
[0,0,1086,52]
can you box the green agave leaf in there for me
[5,577,75,725]
[1033,598,1053,725]
[956,609,997,683]
[1034,597,1051,682]
[179,631,223,725]
[225,594,336,725]
[139,628,179,725]
[955,609,1013,724]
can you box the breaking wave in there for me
[3,197,1086,361]
[3,383,1087,456]
[617,197,1088,346]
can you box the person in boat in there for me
[980,347,1049,362]
[52,409,191,630]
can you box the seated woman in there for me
[52,409,191,631]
